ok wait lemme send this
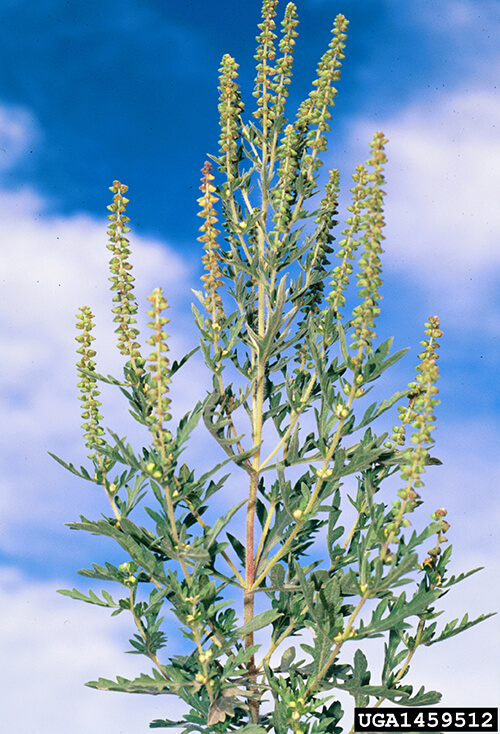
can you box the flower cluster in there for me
[383,317,442,555]
[350,132,388,358]
[308,167,339,312]
[107,181,143,373]
[421,507,451,586]
[253,1,300,130]
[218,54,244,185]
[270,2,299,121]
[145,287,172,451]
[326,164,368,318]
[75,306,104,458]
[296,14,348,178]
[401,316,442,486]
[197,161,225,329]
[253,0,279,125]
[272,123,301,232]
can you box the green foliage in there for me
[55,2,494,732]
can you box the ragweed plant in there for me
[53,3,493,732]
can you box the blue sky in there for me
[0,0,499,731]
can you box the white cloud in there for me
[348,89,500,277]
[0,102,39,172]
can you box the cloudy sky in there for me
[1,0,499,732]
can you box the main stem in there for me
[245,313,266,722]
[245,468,260,723]
[243,121,272,723]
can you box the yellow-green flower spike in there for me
[271,2,299,121]
[296,14,348,180]
[107,181,144,374]
[75,306,105,457]
[326,163,372,319]
[145,288,172,451]
[350,132,388,358]
[383,317,443,556]
[253,0,279,129]
[218,54,244,186]
[308,167,339,313]
[197,161,225,330]
[400,316,442,488]
[272,122,301,233]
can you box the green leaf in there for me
[355,389,409,431]
[426,611,496,646]
[350,648,371,707]
[149,718,185,729]
[279,646,296,672]
[338,321,349,364]
[363,344,410,384]
[169,346,200,376]
[86,673,172,695]
[48,453,97,481]
[67,517,168,584]
[338,676,441,706]
[357,587,443,639]
[205,498,247,548]
[235,608,281,639]
[57,587,119,609]
[227,532,246,565]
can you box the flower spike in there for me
[145,288,172,453]
[107,181,144,374]
[350,132,388,359]
[197,161,225,329]
[75,306,105,458]
[381,317,442,557]
[218,54,244,186]
[253,0,279,129]
[271,2,299,121]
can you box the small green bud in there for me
[317,466,333,479]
